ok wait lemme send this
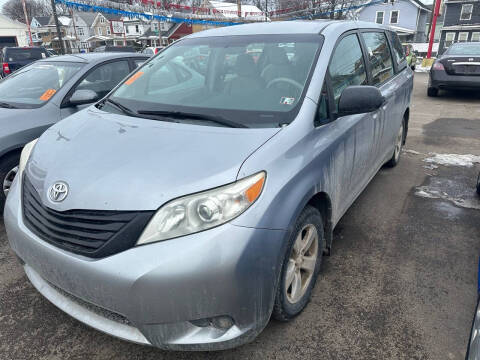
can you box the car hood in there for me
[27,107,280,211]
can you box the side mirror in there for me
[69,89,98,106]
[337,86,384,117]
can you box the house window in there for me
[458,32,469,42]
[460,4,473,21]
[97,28,101,35]
[153,23,158,31]
[445,32,456,48]
[81,42,88,49]
[376,11,384,24]
[100,16,106,23]
[135,25,139,33]
[76,27,84,36]
[126,26,129,34]
[472,32,480,42]
[107,28,111,35]
[160,22,168,31]
[390,10,399,24]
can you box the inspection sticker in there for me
[280,97,295,105]
[125,71,144,85]
[39,89,56,101]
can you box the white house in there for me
[0,14,29,47]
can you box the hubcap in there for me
[3,166,18,197]
[394,124,404,161]
[285,224,318,304]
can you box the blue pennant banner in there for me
[55,0,243,27]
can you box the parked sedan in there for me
[428,42,480,97]
[4,21,413,350]
[0,52,149,212]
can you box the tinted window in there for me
[5,48,47,61]
[389,31,406,70]
[362,32,394,85]
[0,62,83,108]
[76,60,130,99]
[328,34,367,109]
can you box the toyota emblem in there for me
[48,182,69,202]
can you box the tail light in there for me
[2,63,10,74]
[154,48,159,54]
[433,62,445,71]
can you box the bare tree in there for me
[2,0,51,23]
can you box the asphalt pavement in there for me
[1,73,479,359]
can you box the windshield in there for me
[0,61,84,108]
[107,34,322,128]
[5,48,47,61]
[446,43,480,55]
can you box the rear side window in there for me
[328,33,367,109]
[389,31,407,70]
[361,32,394,86]
[5,48,47,62]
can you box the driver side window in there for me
[75,60,130,101]
[328,34,367,111]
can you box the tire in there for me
[272,205,325,321]
[411,65,416,71]
[385,119,405,168]
[0,153,21,215]
[476,172,480,196]
[427,87,438,97]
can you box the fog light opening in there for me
[190,315,234,331]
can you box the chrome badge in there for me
[48,182,69,202]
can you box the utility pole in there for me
[237,0,242,19]
[22,0,33,46]
[50,0,65,54]
[265,0,268,21]
[427,0,441,59]
[70,9,79,53]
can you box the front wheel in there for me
[272,206,324,321]
[427,87,438,97]
[0,153,20,215]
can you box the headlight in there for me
[136,171,265,245]
[18,139,38,176]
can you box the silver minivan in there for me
[5,21,413,350]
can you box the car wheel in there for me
[385,120,405,168]
[0,153,20,215]
[411,65,416,71]
[477,172,480,196]
[272,205,324,321]
[427,87,438,97]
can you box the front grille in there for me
[22,175,154,258]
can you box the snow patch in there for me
[423,153,480,167]
[404,149,422,155]
[415,185,480,210]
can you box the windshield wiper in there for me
[0,102,17,109]
[137,110,248,128]
[102,98,138,117]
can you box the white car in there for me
[141,46,164,56]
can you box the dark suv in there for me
[1,47,49,77]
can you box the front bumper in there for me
[4,177,287,350]
[429,70,480,89]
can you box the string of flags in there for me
[54,0,243,27]
[55,0,390,27]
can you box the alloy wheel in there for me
[3,166,18,197]
[394,124,404,162]
[285,224,318,304]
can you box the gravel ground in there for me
[1,73,480,360]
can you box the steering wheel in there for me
[266,78,303,92]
